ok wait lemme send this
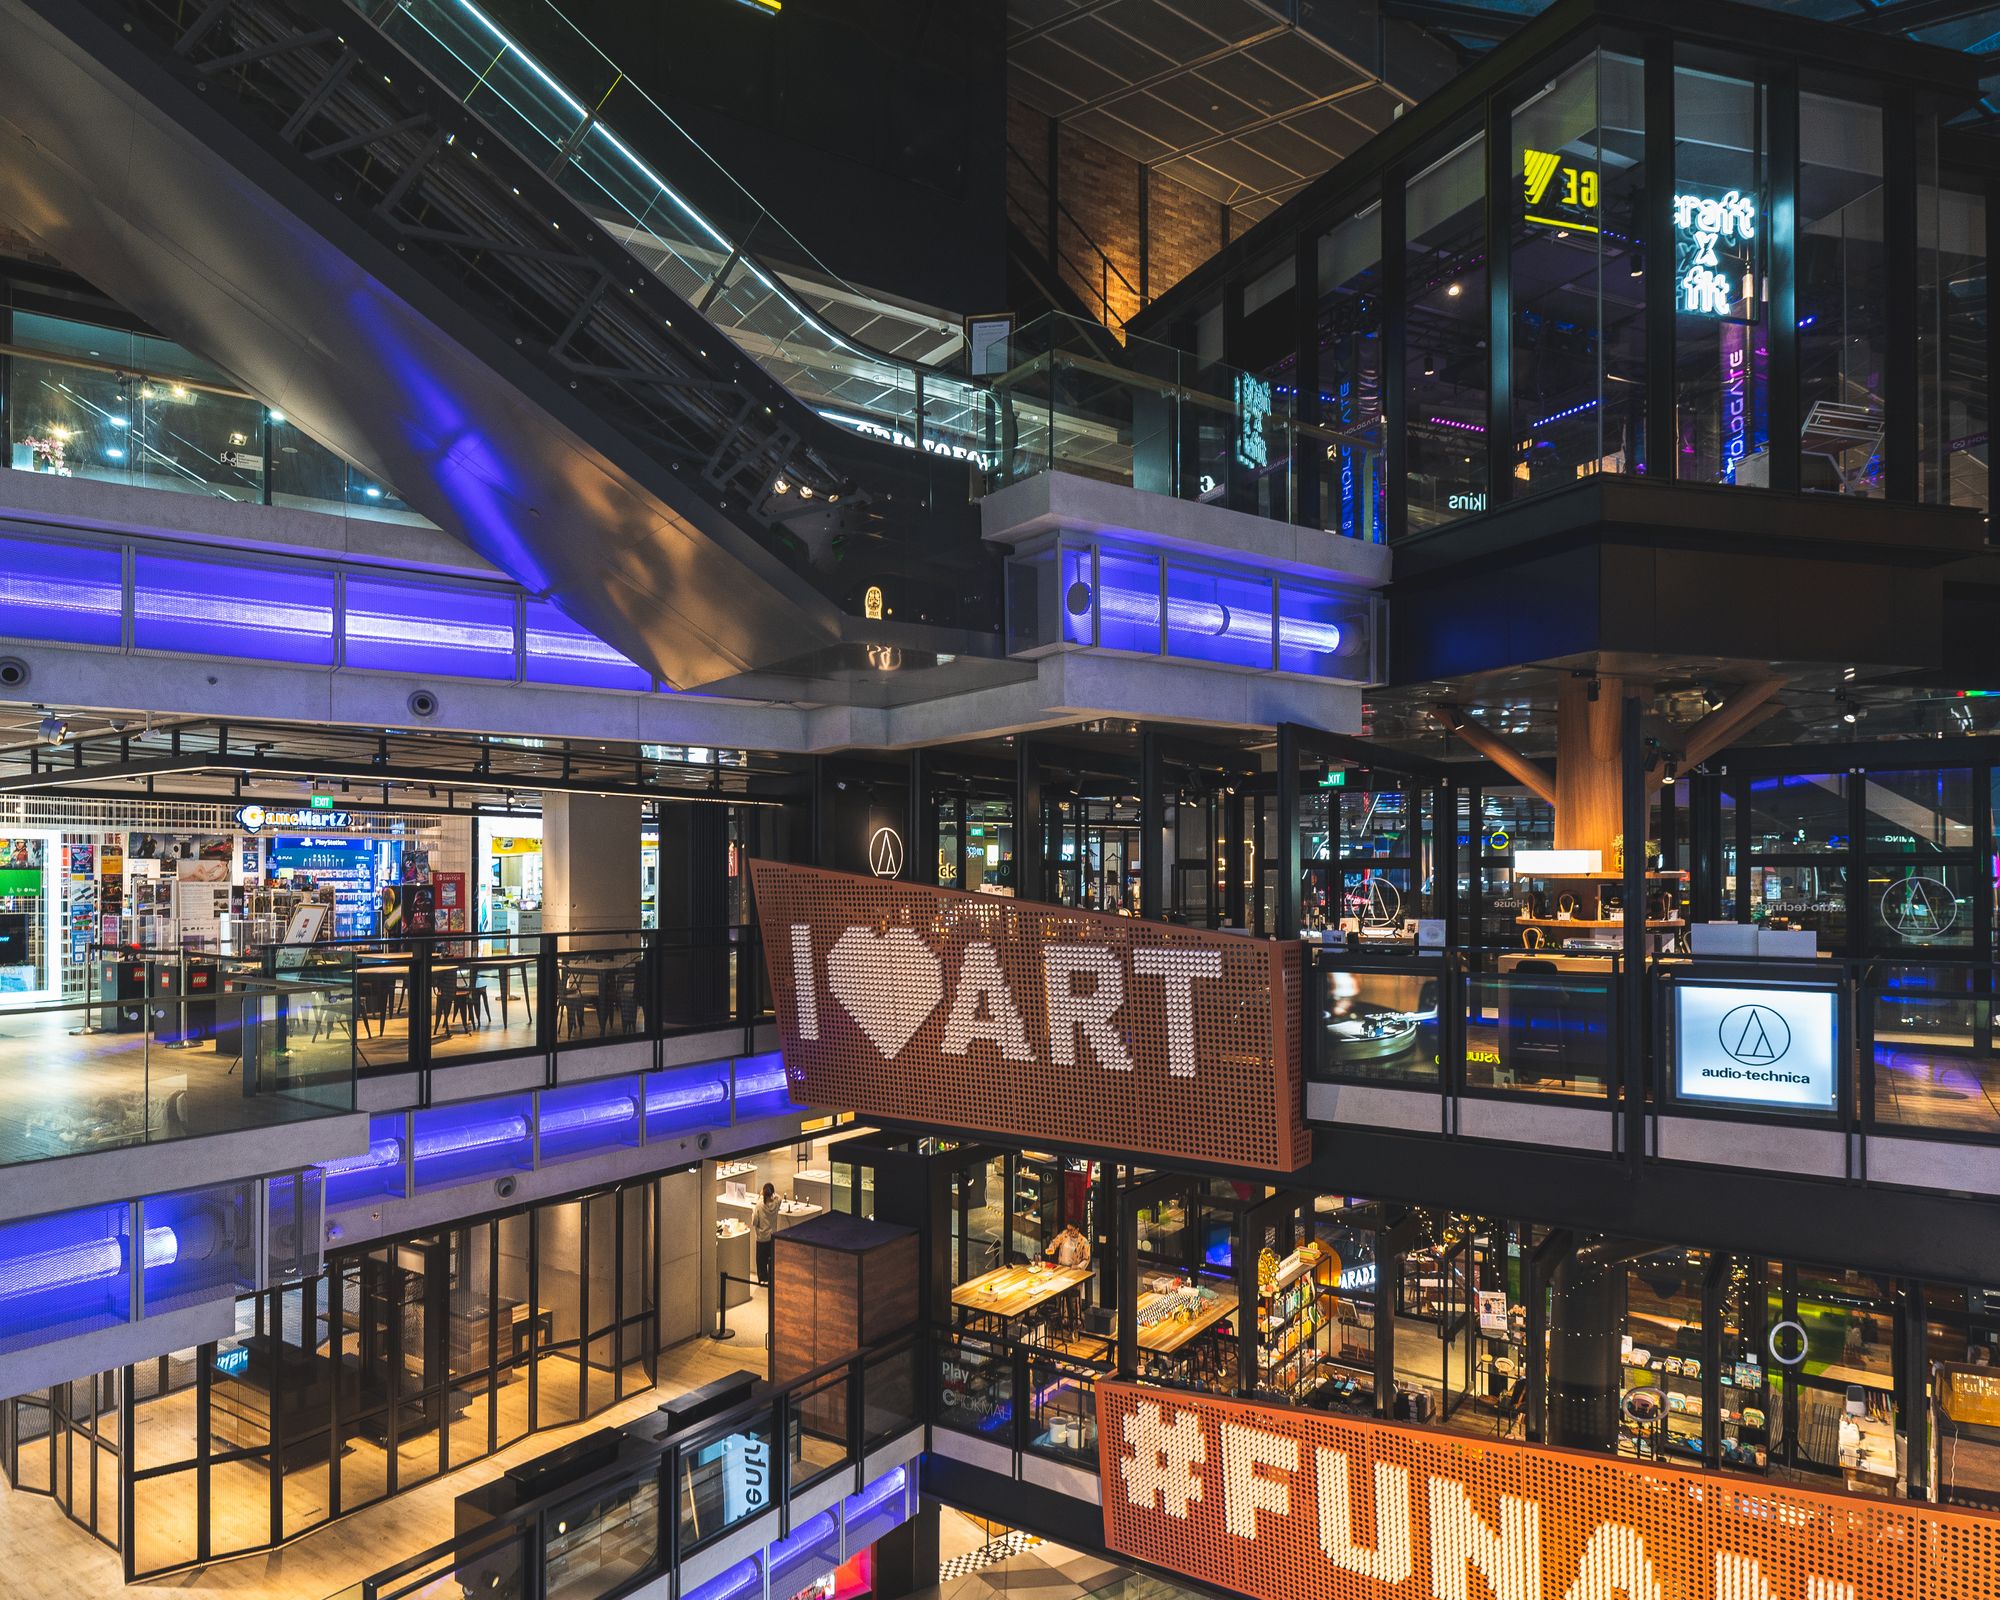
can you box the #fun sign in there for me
[1096,1384,2000,1600]
[1097,1382,2000,1600]
[748,861,1308,1172]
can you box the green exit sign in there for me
[1317,769,1347,789]
[309,794,336,810]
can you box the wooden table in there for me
[952,1264,1092,1329]
[353,953,538,1035]
[1131,1284,1238,1355]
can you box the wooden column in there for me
[1553,675,1629,861]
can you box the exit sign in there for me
[309,794,336,810]
[1317,769,1347,789]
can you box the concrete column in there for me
[541,794,642,939]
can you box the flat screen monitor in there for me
[0,911,28,966]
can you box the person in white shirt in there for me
[752,1183,779,1284]
[1046,1223,1091,1269]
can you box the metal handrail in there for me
[356,1330,923,1599]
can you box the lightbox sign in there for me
[236,803,351,833]
[1097,1382,2000,1600]
[1674,189,1758,318]
[1235,373,1273,470]
[1673,980,1839,1112]
[748,861,1309,1172]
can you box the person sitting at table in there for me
[1045,1223,1091,1269]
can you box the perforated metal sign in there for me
[1097,1382,2000,1600]
[748,861,1309,1172]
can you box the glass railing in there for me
[364,0,992,460]
[345,1333,922,1600]
[0,952,355,1169]
[256,924,769,1084]
[990,313,1387,540]
[5,338,430,524]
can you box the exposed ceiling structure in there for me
[1007,0,1460,226]
[1384,0,2000,128]
[0,712,798,812]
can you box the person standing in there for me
[752,1183,780,1285]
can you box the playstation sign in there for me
[1672,980,1839,1113]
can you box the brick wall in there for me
[1006,95,1225,339]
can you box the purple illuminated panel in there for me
[0,535,122,645]
[321,1113,409,1210]
[645,1061,733,1138]
[134,553,334,663]
[1058,547,1093,645]
[1163,564,1274,670]
[412,1094,533,1190]
[524,598,651,690]
[0,1201,134,1353]
[539,1075,642,1161]
[141,1183,252,1316]
[1094,549,1161,653]
[344,576,515,679]
[733,1050,798,1117]
[1276,583,1356,677]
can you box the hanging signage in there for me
[1096,1382,1998,1600]
[1521,147,1599,232]
[237,804,351,833]
[749,861,1309,1171]
[1672,980,1839,1112]
[1673,188,1758,319]
[1235,373,1273,470]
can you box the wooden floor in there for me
[0,1340,758,1599]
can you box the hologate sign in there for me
[747,861,1308,1171]
[1096,1382,2000,1600]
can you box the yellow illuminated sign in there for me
[1523,146,1599,233]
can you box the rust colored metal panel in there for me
[1096,1380,2000,1600]
[748,861,1310,1173]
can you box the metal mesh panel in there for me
[1097,1381,2000,1600]
[749,862,1310,1172]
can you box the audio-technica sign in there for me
[1097,1383,1997,1600]
[1673,980,1839,1112]
[747,861,1308,1171]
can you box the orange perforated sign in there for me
[1097,1381,2000,1600]
[748,861,1309,1172]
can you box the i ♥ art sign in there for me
[747,861,1309,1171]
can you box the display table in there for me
[1131,1283,1237,1355]
[1839,1413,1897,1487]
[716,1220,754,1308]
[952,1264,1092,1331]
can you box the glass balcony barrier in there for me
[0,952,355,1170]
[989,312,1386,540]
[5,332,428,524]
[349,1333,923,1600]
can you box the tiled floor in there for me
[928,1510,1194,1600]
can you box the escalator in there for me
[0,0,996,689]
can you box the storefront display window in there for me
[1674,67,1768,487]
[17,1180,664,1579]
[1404,127,1487,528]
[0,831,60,1004]
[1511,51,1647,493]
[1799,93,1887,497]
[1317,203,1386,542]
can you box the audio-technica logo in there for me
[1718,1003,1790,1065]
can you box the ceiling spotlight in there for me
[1629,258,1644,278]
[1422,351,1437,377]
[1446,282,1462,298]
[37,709,67,746]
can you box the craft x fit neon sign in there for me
[1675,188,1758,318]
[748,861,1309,1170]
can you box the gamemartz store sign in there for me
[1097,1384,1998,1600]
[748,862,1310,1171]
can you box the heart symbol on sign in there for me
[826,925,944,1058]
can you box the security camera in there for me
[36,708,67,746]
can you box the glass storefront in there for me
[2,1178,663,1579]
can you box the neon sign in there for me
[1522,147,1599,232]
[1235,373,1272,470]
[1673,189,1757,318]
